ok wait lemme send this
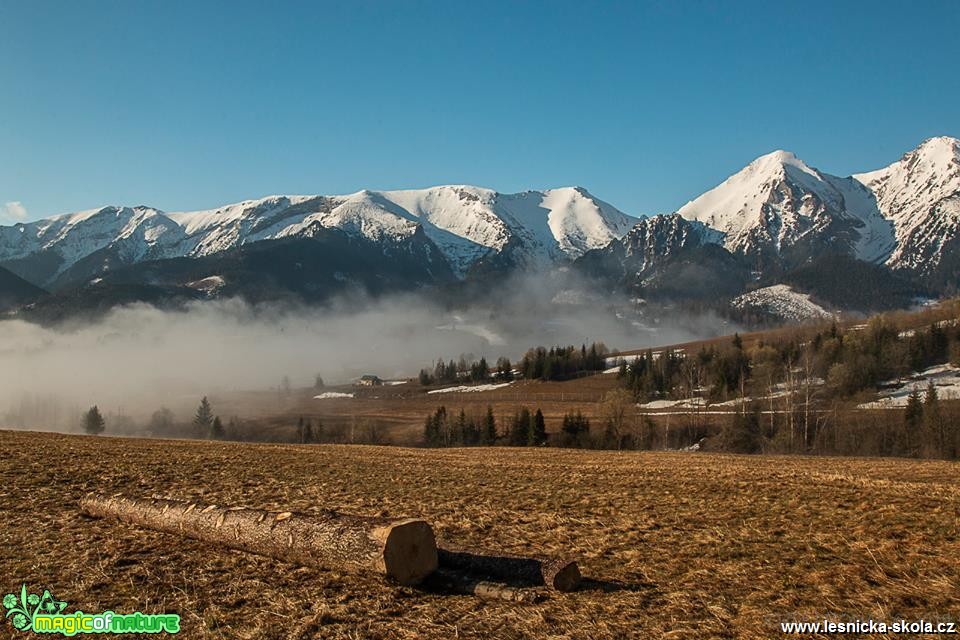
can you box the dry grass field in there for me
[2,429,959,639]
[214,375,626,445]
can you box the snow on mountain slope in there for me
[0,186,637,285]
[540,187,637,256]
[383,185,635,272]
[0,206,184,284]
[732,284,834,322]
[377,186,510,274]
[676,150,893,264]
[853,136,960,274]
[822,174,897,263]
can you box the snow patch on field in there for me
[427,382,513,394]
[732,285,834,322]
[858,363,960,408]
[313,392,354,399]
[639,397,707,409]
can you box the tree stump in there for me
[80,494,437,586]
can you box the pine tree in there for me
[314,374,325,390]
[509,408,531,446]
[148,407,175,434]
[227,416,241,440]
[435,406,449,445]
[455,409,468,446]
[303,419,314,444]
[83,405,105,435]
[210,416,225,439]
[923,380,944,457]
[529,408,547,446]
[193,397,214,436]
[903,386,923,455]
[424,407,447,447]
[423,414,438,447]
[296,416,305,443]
[483,405,497,445]
[495,357,513,381]
[561,410,589,447]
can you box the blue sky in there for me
[1,1,957,223]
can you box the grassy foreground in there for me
[1,429,958,639]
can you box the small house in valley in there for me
[357,375,383,387]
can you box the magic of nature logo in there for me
[3,584,180,636]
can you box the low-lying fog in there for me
[2,271,737,431]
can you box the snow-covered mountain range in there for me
[0,136,957,322]
[0,186,636,288]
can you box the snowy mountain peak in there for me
[750,149,808,170]
[853,136,960,275]
[915,135,960,160]
[676,149,851,262]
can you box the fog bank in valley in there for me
[2,272,738,432]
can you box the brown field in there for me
[214,375,627,445]
[2,429,959,639]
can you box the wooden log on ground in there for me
[424,568,543,603]
[80,494,437,586]
[437,541,581,592]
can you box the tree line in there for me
[421,403,633,450]
[418,342,610,387]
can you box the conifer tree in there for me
[83,405,106,435]
[296,416,305,443]
[303,419,314,444]
[456,409,468,446]
[561,410,589,447]
[435,406,449,445]
[210,416,225,440]
[495,357,513,381]
[423,414,438,447]
[529,408,547,446]
[194,396,214,436]
[903,386,923,455]
[509,408,531,446]
[483,405,497,445]
[923,380,943,457]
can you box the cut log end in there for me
[374,519,438,586]
[547,560,582,592]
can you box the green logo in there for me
[3,585,179,636]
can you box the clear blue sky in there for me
[1,0,957,222]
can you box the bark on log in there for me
[424,569,543,603]
[80,494,437,586]
[437,541,581,592]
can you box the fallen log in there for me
[424,568,543,603]
[437,541,581,592]
[80,494,437,586]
